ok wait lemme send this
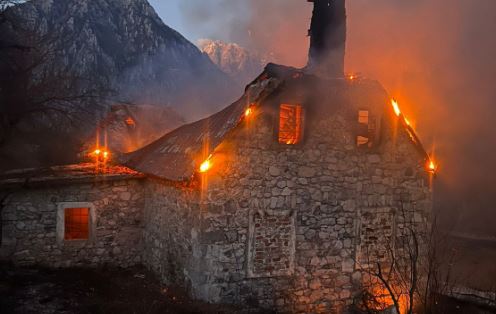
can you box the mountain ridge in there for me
[199,39,268,86]
[9,0,238,120]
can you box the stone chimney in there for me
[306,0,346,78]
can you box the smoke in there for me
[180,0,496,236]
[179,0,311,66]
[346,0,496,236]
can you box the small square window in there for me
[64,208,89,240]
[279,104,304,145]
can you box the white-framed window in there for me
[56,202,96,244]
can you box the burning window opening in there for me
[357,110,376,148]
[64,207,89,240]
[278,104,304,145]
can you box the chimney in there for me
[306,0,347,78]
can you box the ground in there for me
[0,264,253,314]
[448,235,496,292]
[0,263,494,314]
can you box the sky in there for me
[148,1,184,35]
[149,0,218,44]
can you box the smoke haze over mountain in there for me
[176,0,496,236]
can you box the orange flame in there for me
[391,99,401,117]
[91,148,111,161]
[245,107,253,118]
[428,160,437,173]
[199,156,212,173]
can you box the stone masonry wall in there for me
[194,108,432,313]
[141,180,205,296]
[1,178,145,267]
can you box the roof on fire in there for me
[123,63,430,182]
[122,63,293,181]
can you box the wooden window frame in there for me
[277,103,305,146]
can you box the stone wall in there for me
[191,107,432,312]
[141,180,205,295]
[1,178,145,268]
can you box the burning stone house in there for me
[0,0,434,312]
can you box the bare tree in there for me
[0,2,112,168]
[1,9,111,142]
[353,208,459,314]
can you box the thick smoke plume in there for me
[180,0,496,236]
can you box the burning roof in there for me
[123,64,284,181]
[123,63,432,182]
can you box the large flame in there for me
[391,99,401,117]
[199,156,212,173]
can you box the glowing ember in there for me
[404,117,411,126]
[348,74,356,81]
[245,107,253,118]
[199,158,212,173]
[428,160,437,173]
[91,148,110,161]
[125,117,136,126]
[391,99,401,117]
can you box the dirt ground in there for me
[0,264,251,314]
[1,263,494,314]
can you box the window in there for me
[64,208,89,240]
[357,110,376,147]
[57,202,95,244]
[278,104,304,145]
[247,209,296,278]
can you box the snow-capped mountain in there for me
[199,39,269,86]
